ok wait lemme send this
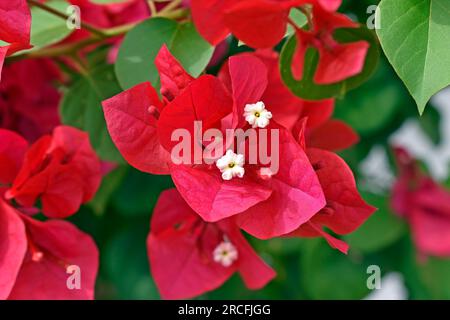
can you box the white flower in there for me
[216,150,245,180]
[243,101,272,128]
[213,241,238,267]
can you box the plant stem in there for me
[158,0,182,15]
[148,0,158,16]
[9,0,189,62]
[27,0,107,38]
[297,6,314,31]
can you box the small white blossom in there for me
[216,150,245,180]
[213,241,238,267]
[243,101,272,128]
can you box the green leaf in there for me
[29,0,73,50]
[88,166,127,216]
[112,168,173,217]
[377,0,450,114]
[103,225,159,299]
[419,256,450,299]
[334,59,406,137]
[115,18,214,90]
[280,26,379,100]
[301,239,371,299]
[345,192,406,253]
[60,65,124,162]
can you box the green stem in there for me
[10,1,189,62]
[157,0,182,15]
[297,6,314,31]
[27,0,107,38]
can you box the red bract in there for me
[147,189,276,299]
[286,106,372,253]
[0,0,31,54]
[290,148,376,253]
[219,49,336,132]
[0,128,99,299]
[0,129,28,185]
[6,126,102,218]
[191,0,302,47]
[0,0,32,80]
[0,198,99,300]
[391,147,450,257]
[0,59,62,142]
[0,197,27,299]
[102,45,194,175]
[191,0,368,84]
[242,49,358,151]
[155,45,194,102]
[291,3,369,84]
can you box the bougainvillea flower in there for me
[219,49,358,152]
[0,59,62,142]
[158,54,326,239]
[280,105,372,252]
[191,0,368,84]
[102,45,190,174]
[190,0,343,48]
[147,189,276,299]
[7,211,99,300]
[191,0,305,47]
[104,46,325,239]
[0,197,99,300]
[6,126,102,218]
[289,148,376,253]
[0,128,99,300]
[233,50,334,131]
[291,3,369,84]
[391,147,450,257]
[302,119,359,152]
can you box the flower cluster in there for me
[0,126,101,299]
[0,0,383,300]
[102,45,375,299]
[191,0,368,84]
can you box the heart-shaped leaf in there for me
[60,65,124,162]
[377,0,450,114]
[115,17,214,90]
